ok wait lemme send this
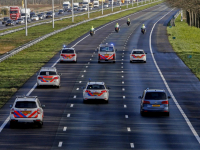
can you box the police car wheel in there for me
[130,61,132,63]
[144,61,146,63]
[113,61,115,63]
[38,122,43,128]
[164,112,170,116]
[140,111,145,116]
[105,100,109,104]
[83,100,87,104]
[98,61,100,63]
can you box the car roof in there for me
[15,96,37,102]
[132,49,144,51]
[145,89,165,92]
[40,67,57,72]
[62,48,75,50]
[87,82,105,85]
[99,43,114,47]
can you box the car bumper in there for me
[10,116,43,123]
[37,80,60,86]
[83,95,109,100]
[141,107,169,112]
[60,57,76,62]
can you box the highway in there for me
[0,2,200,150]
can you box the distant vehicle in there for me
[77,6,82,11]
[16,18,25,24]
[30,12,35,18]
[97,43,116,63]
[139,88,171,116]
[46,12,53,18]
[89,3,93,10]
[58,9,64,14]
[83,81,110,103]
[82,0,89,7]
[37,67,61,88]
[73,2,79,10]
[31,15,39,21]
[39,12,46,18]
[38,14,44,20]
[104,3,109,7]
[2,17,9,24]
[113,2,117,5]
[5,20,15,26]
[9,96,45,128]
[67,8,72,12]
[60,47,77,63]
[130,49,146,63]
[10,6,21,20]
[93,1,99,8]
[82,5,88,11]
[24,17,31,23]
[63,1,71,11]
[21,8,31,19]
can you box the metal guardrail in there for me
[168,9,181,26]
[0,0,160,63]
[0,3,128,36]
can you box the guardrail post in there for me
[52,0,54,28]
[25,0,28,36]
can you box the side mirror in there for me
[42,105,45,108]
[9,105,12,108]
[115,49,117,51]
[138,96,142,99]
[82,87,85,89]
[168,96,171,99]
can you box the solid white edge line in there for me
[130,143,134,148]
[125,115,128,118]
[67,114,70,117]
[0,116,10,133]
[63,127,67,131]
[149,8,200,144]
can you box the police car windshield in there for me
[15,101,37,108]
[132,51,144,54]
[62,49,74,53]
[40,71,57,75]
[100,47,114,52]
[145,92,166,100]
[87,84,105,89]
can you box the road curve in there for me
[0,3,200,150]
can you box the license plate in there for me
[93,93,99,96]
[22,111,31,114]
[152,105,160,107]
[8,24,10,25]
[45,78,52,81]
[104,54,109,56]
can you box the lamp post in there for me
[52,0,54,28]
[25,0,27,36]
[102,0,103,15]
[112,0,113,12]
[88,1,90,18]
[72,0,74,22]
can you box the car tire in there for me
[105,100,109,104]
[10,121,16,129]
[98,60,100,63]
[144,61,146,63]
[140,111,145,116]
[38,122,43,128]
[83,100,87,104]
[113,60,116,63]
[130,61,132,63]
[165,112,170,116]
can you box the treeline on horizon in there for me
[165,0,200,28]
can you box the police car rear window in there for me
[62,49,74,53]
[15,101,37,108]
[132,51,144,54]
[145,92,166,100]
[87,84,105,89]
[40,71,57,75]
[100,47,114,52]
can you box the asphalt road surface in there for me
[0,2,200,150]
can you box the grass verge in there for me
[0,1,163,108]
[167,15,200,79]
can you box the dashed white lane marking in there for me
[67,114,71,117]
[79,81,82,83]
[130,143,134,148]
[63,127,67,131]
[70,104,74,107]
[90,59,92,60]
[122,88,125,91]
[121,71,124,73]
[88,62,90,64]
[81,75,84,77]
[0,116,10,133]
[123,53,124,54]
[149,8,200,144]
[122,81,124,84]
[73,95,76,98]
[122,59,124,61]
[86,66,88,68]
[92,55,93,57]
[76,88,79,90]
[123,96,126,99]
[122,56,124,57]
[125,115,128,118]
[58,142,63,147]
[84,70,86,72]
[124,105,127,108]
[127,127,131,132]
[123,50,125,51]
[122,76,124,78]
[121,66,123,68]
[121,62,123,64]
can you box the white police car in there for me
[37,67,61,88]
[97,43,117,63]
[130,49,146,63]
[60,45,77,63]
[83,81,110,103]
[10,96,45,128]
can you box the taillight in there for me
[11,108,14,114]
[61,54,65,56]
[101,90,107,93]
[38,77,42,79]
[71,54,75,56]
[162,101,168,104]
[54,76,59,79]
[143,101,150,104]
[85,90,90,93]
[113,54,115,59]
[37,108,42,114]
